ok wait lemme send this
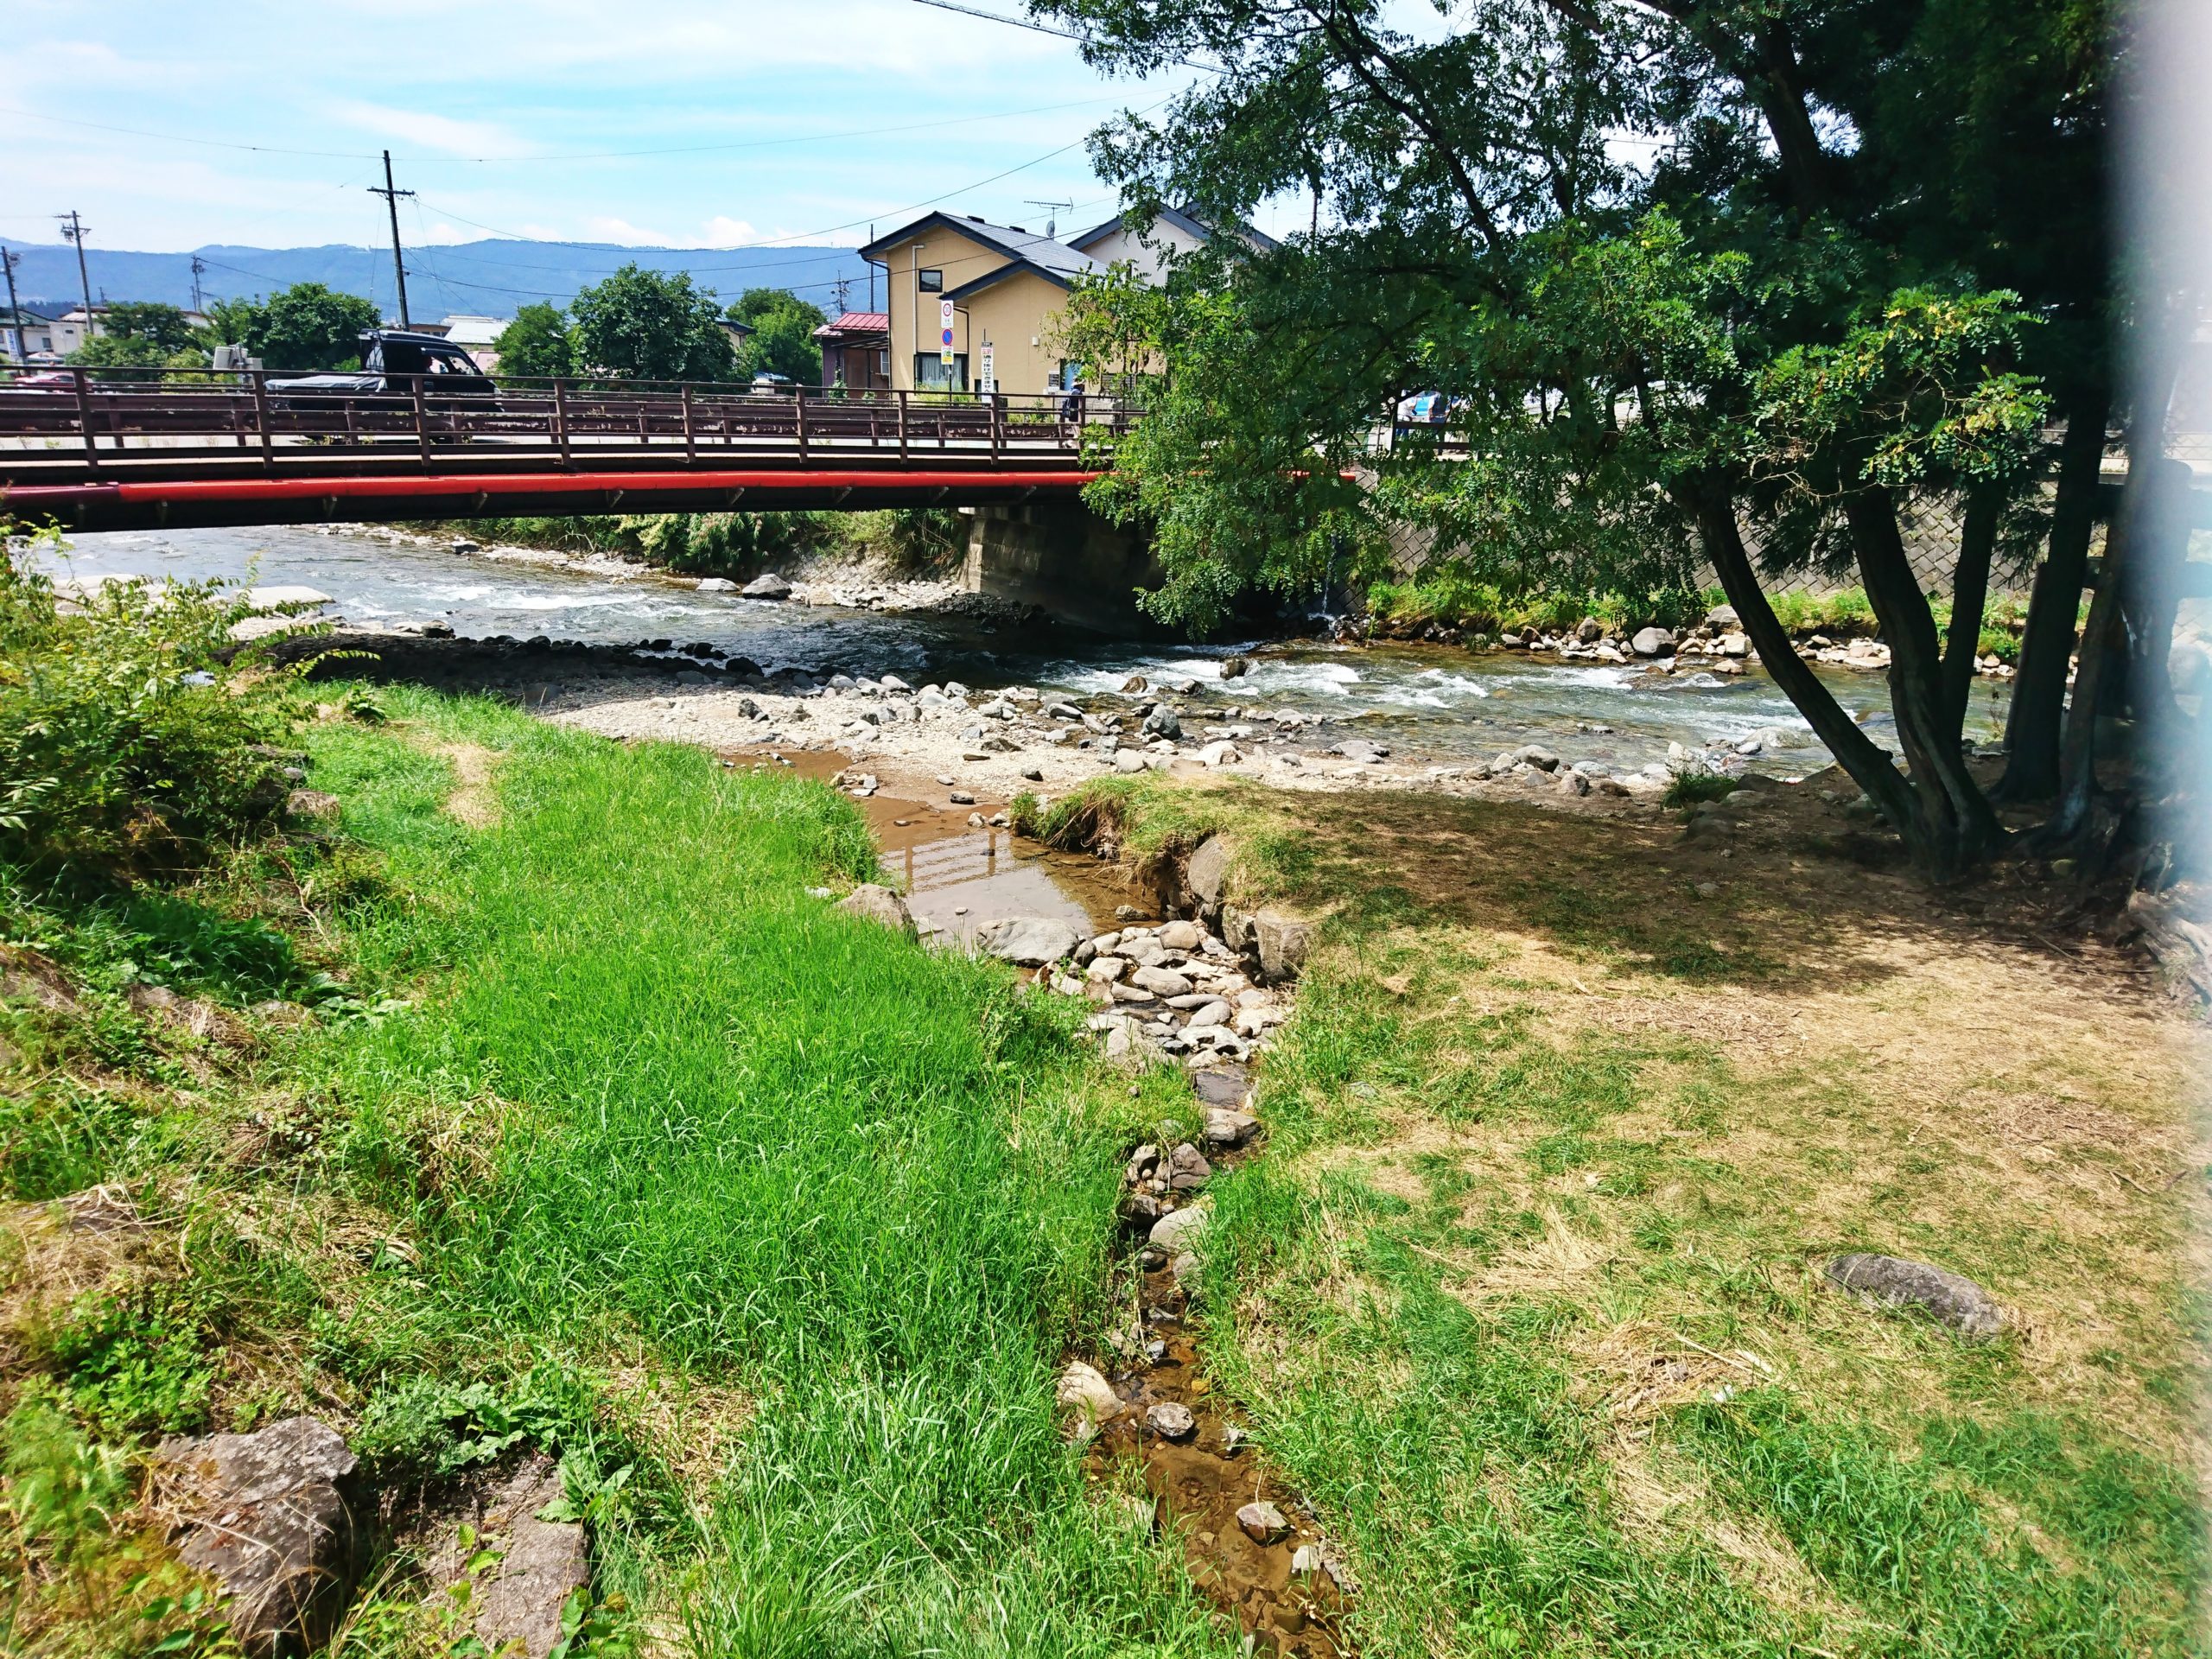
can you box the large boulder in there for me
[836,884,916,938]
[1630,626,1675,658]
[1826,1253,2004,1338]
[153,1417,363,1655]
[1183,836,1230,919]
[976,915,1081,966]
[741,573,793,601]
[1141,705,1183,741]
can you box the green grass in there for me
[3,686,1231,1656]
[1179,954,2204,1656]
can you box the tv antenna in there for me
[1025,199,1074,239]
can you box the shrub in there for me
[1664,768,1739,809]
[48,1287,217,1438]
[0,531,289,872]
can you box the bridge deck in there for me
[0,372,1117,531]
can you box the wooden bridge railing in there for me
[0,367,1132,486]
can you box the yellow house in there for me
[859,207,1274,397]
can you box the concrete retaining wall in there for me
[963,502,1163,634]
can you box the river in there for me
[37,524,2012,781]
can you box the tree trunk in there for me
[1688,487,1916,830]
[1999,391,2109,799]
[1942,488,1998,737]
[1843,486,2005,880]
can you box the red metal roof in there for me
[813,310,889,339]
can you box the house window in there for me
[876,348,890,376]
[917,268,944,293]
[913,353,968,392]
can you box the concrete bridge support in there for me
[962,501,1161,634]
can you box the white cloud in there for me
[329,100,534,161]
[582,216,678,248]
[702,216,757,247]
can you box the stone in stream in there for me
[1185,1000,1232,1029]
[1141,705,1183,741]
[1158,920,1202,951]
[837,884,916,938]
[1220,655,1251,678]
[1149,1205,1209,1250]
[1167,1142,1212,1192]
[741,573,793,600]
[1184,836,1230,921]
[1826,1254,2005,1338]
[1631,625,1675,657]
[976,916,1081,965]
[1192,1065,1249,1107]
[1146,1402,1198,1440]
[1236,1501,1290,1544]
[1087,956,1130,983]
[1131,965,1192,998]
[1204,1108,1259,1147]
[1058,1362,1124,1431]
[1122,675,1149,694]
[152,1416,363,1655]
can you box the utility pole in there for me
[58,211,94,338]
[1,246,24,364]
[368,150,413,328]
[189,254,207,314]
[834,276,851,315]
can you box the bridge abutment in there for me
[962,502,1160,633]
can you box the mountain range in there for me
[3,239,880,321]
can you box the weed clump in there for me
[0,529,294,874]
[1663,769,1740,810]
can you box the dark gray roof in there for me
[861,212,1103,290]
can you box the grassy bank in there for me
[1032,774,2209,1656]
[1362,571,2038,660]
[404,507,967,581]
[3,686,1227,1656]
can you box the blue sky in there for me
[1,0,1243,256]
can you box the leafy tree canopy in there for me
[728,288,827,384]
[493,302,577,379]
[1048,0,2115,880]
[101,302,196,351]
[223,283,379,371]
[570,264,734,382]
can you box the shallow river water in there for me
[41,524,2012,779]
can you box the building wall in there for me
[960,270,1078,399]
[882,226,1005,392]
[1073,219,1207,282]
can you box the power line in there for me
[903,0,1220,73]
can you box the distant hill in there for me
[3,238,879,322]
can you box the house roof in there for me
[1068,202,1279,257]
[813,310,889,340]
[860,212,1103,293]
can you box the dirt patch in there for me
[439,742,503,829]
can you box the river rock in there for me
[741,573,793,600]
[1114,750,1151,774]
[1131,964,1193,998]
[1631,626,1675,657]
[1158,919,1201,951]
[976,915,1080,965]
[1220,656,1250,678]
[1197,741,1243,767]
[1126,1143,1160,1183]
[1826,1254,2004,1338]
[1185,1000,1232,1028]
[1141,705,1182,741]
[1184,835,1230,919]
[837,884,916,938]
[1149,1205,1209,1250]
[1087,956,1130,983]
[283,788,341,824]
[1236,1501,1289,1544]
[1058,1361,1124,1430]
[1203,1107,1258,1147]
[1192,1065,1249,1106]
[153,1416,363,1655]
[1147,1402,1198,1440]
[1167,1142,1212,1192]
[1222,907,1313,985]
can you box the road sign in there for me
[979,342,995,396]
[940,298,956,367]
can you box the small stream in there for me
[39,524,2012,781]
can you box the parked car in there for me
[267,330,497,408]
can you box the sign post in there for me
[939,298,956,380]
[978,341,995,397]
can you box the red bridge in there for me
[0,368,1117,533]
